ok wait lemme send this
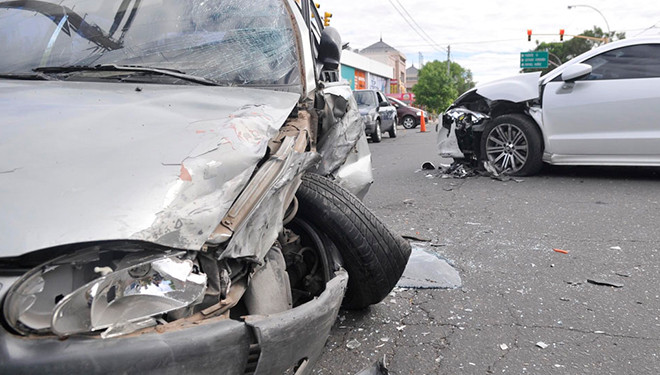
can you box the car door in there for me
[542,43,660,160]
[376,91,396,128]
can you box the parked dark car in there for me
[353,89,398,142]
[387,96,429,129]
[0,1,411,374]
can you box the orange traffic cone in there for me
[420,112,426,132]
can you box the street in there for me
[314,125,660,374]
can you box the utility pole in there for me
[447,45,451,76]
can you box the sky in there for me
[320,0,660,84]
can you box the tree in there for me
[412,60,474,113]
[449,61,476,97]
[523,26,626,75]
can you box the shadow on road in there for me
[539,164,660,180]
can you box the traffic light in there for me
[323,11,332,27]
[527,29,532,41]
[559,29,565,41]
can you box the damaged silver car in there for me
[439,37,660,176]
[0,1,410,373]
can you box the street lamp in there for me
[567,4,611,41]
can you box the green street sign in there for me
[520,51,548,69]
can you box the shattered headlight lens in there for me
[3,246,206,338]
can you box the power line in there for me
[393,38,522,49]
[386,0,446,54]
[393,0,446,53]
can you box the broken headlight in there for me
[3,246,206,338]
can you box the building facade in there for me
[358,39,407,94]
[405,65,419,94]
[340,50,393,93]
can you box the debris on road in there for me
[536,342,549,349]
[587,278,624,288]
[500,344,509,350]
[356,356,389,375]
[422,161,436,170]
[610,246,622,250]
[346,339,362,350]
[553,248,569,254]
[615,271,632,278]
[396,243,462,289]
[401,235,431,242]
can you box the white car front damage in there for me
[438,72,542,162]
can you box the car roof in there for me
[541,36,660,83]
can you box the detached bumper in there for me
[0,270,348,375]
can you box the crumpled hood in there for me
[0,80,299,257]
[475,71,542,103]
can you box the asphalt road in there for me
[313,124,660,374]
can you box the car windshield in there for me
[354,91,376,107]
[0,0,301,89]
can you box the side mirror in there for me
[379,101,390,108]
[561,63,592,82]
[318,27,342,71]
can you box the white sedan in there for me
[438,37,660,176]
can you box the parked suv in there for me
[387,96,428,129]
[353,89,397,142]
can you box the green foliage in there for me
[523,27,626,75]
[412,60,474,113]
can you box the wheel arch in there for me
[479,100,545,156]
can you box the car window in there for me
[354,91,376,106]
[376,92,386,104]
[583,44,660,80]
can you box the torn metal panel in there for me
[218,149,320,262]
[314,82,366,177]
[334,133,373,200]
[0,81,299,257]
[439,107,489,160]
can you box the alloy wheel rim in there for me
[485,123,529,173]
[403,117,415,128]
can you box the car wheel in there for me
[371,119,382,143]
[480,114,543,176]
[388,121,397,138]
[402,115,416,129]
[295,173,411,309]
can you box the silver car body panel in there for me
[314,82,373,198]
[474,72,541,102]
[0,80,299,257]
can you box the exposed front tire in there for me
[480,114,543,176]
[402,115,416,129]
[371,120,382,143]
[388,122,397,138]
[295,173,411,309]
